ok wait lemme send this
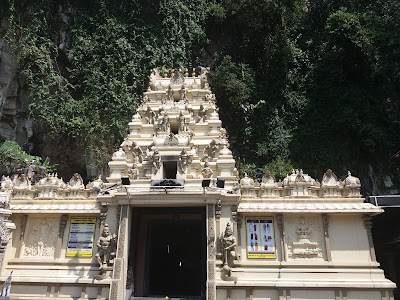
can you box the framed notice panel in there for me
[246,218,276,258]
[66,217,96,257]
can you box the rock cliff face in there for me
[0,9,88,181]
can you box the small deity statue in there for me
[199,66,210,88]
[179,149,191,174]
[180,84,188,102]
[166,85,174,101]
[131,141,144,163]
[203,140,219,161]
[128,163,139,180]
[142,94,150,103]
[171,69,184,85]
[151,149,161,173]
[189,143,197,155]
[13,174,31,189]
[202,162,213,178]
[96,224,117,275]
[221,223,237,277]
[197,104,207,123]
[296,218,311,241]
[164,132,179,146]
[205,92,216,103]
[68,173,85,189]
[144,106,156,124]
[0,176,13,191]
[178,111,187,132]
[158,112,170,132]
[219,128,230,147]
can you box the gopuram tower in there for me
[0,69,395,300]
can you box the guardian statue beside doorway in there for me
[221,223,237,277]
[96,224,117,276]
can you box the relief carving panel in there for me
[23,217,59,257]
[285,216,324,260]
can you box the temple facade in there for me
[0,69,395,299]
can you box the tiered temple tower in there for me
[0,69,395,300]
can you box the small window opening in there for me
[163,161,177,179]
[170,121,179,134]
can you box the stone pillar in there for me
[16,215,28,258]
[363,215,377,262]
[207,204,216,300]
[277,214,286,261]
[55,214,68,259]
[322,214,332,261]
[215,200,221,258]
[109,205,129,300]
[231,205,241,260]
[0,217,15,269]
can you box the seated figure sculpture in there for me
[96,224,117,275]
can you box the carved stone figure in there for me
[219,128,230,147]
[131,141,144,163]
[180,84,188,102]
[197,104,207,123]
[289,218,322,259]
[178,111,188,132]
[96,224,117,275]
[13,174,31,189]
[202,162,213,178]
[87,175,104,194]
[166,85,173,101]
[179,149,191,174]
[205,92,216,103]
[164,132,179,146]
[221,223,237,277]
[151,149,161,173]
[68,173,84,189]
[0,176,13,191]
[144,106,156,124]
[203,140,219,161]
[171,69,184,85]
[187,144,198,161]
[199,66,210,88]
[128,164,139,180]
[158,112,170,132]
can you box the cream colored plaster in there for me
[329,215,371,262]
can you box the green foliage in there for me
[2,0,399,191]
[264,157,294,181]
[0,141,38,167]
[4,0,213,168]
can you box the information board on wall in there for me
[66,217,96,257]
[246,218,276,258]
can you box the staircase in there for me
[130,297,202,300]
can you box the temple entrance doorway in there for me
[131,207,206,299]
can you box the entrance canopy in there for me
[368,195,400,207]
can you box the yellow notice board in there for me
[66,217,96,257]
[246,217,276,258]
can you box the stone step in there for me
[131,297,201,300]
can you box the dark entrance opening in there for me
[148,221,202,297]
[131,207,206,299]
[163,161,177,179]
